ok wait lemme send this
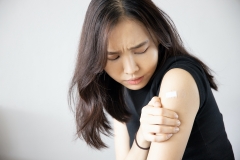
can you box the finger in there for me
[146,125,180,134]
[148,96,161,108]
[142,106,178,119]
[145,133,173,142]
[141,115,181,126]
[152,134,173,142]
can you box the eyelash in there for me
[136,47,149,54]
[108,47,149,61]
[108,56,120,61]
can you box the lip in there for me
[126,76,144,85]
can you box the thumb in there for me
[149,96,162,108]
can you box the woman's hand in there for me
[139,96,181,143]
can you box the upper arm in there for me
[147,68,200,160]
[113,118,130,160]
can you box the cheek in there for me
[140,48,158,69]
[104,62,122,80]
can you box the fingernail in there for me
[167,134,173,139]
[174,127,179,133]
[177,120,181,126]
[175,114,178,119]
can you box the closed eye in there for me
[108,55,120,61]
[135,47,149,54]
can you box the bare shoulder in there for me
[159,68,200,111]
[147,68,200,160]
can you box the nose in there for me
[123,55,139,75]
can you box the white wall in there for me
[0,0,239,159]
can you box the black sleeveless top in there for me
[125,55,234,160]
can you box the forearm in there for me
[123,130,150,160]
[114,120,150,160]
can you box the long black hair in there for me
[68,0,217,149]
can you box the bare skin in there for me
[105,18,199,160]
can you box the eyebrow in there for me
[129,40,149,50]
[107,40,149,55]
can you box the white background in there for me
[0,0,239,159]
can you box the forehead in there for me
[107,18,151,50]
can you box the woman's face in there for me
[104,18,159,90]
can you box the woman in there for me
[69,0,234,159]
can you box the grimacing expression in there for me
[104,18,159,90]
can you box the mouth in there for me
[126,76,144,85]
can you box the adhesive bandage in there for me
[165,91,177,98]
[165,90,187,98]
